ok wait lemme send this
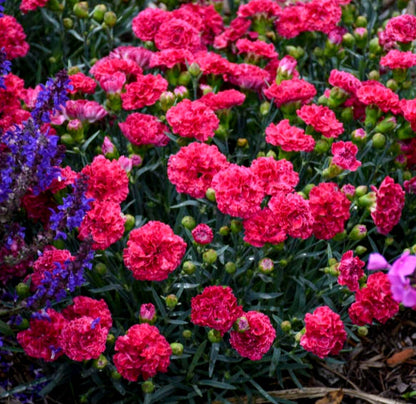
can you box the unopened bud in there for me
[349,224,367,241]
[202,249,217,265]
[355,16,367,28]
[372,133,386,149]
[170,342,184,356]
[94,262,107,275]
[165,294,178,309]
[233,316,249,333]
[358,192,376,208]
[357,326,368,337]
[258,258,274,274]
[225,261,237,274]
[219,226,230,236]
[205,187,216,202]
[351,128,367,145]
[355,245,367,255]
[237,138,248,148]
[341,107,353,122]
[369,37,381,54]
[182,329,192,339]
[93,354,108,370]
[142,381,155,394]
[281,321,291,333]
[111,370,122,380]
[139,303,157,324]
[63,18,74,29]
[230,219,242,233]
[16,282,30,298]
[92,4,107,22]
[208,329,222,343]
[103,11,117,28]
[188,62,201,77]
[73,1,88,18]
[181,216,196,230]
[182,261,196,275]
[342,33,355,48]
[260,101,271,116]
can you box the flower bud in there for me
[357,326,368,337]
[205,188,216,202]
[63,18,74,29]
[188,62,201,77]
[341,107,353,122]
[202,249,217,265]
[266,150,277,159]
[103,11,117,28]
[16,282,30,298]
[355,245,367,255]
[332,231,346,242]
[123,214,135,232]
[58,133,74,147]
[328,87,348,108]
[233,316,249,333]
[92,4,107,22]
[225,261,237,274]
[372,133,386,149]
[182,329,192,339]
[111,370,122,380]
[351,128,367,145]
[302,184,315,197]
[357,192,376,208]
[386,79,399,92]
[258,258,274,274]
[342,33,355,48]
[182,261,196,275]
[365,106,381,129]
[369,37,382,54]
[294,330,304,343]
[230,219,243,233]
[354,185,368,198]
[139,303,157,324]
[385,237,394,246]
[237,138,248,148]
[181,216,196,230]
[178,71,191,86]
[367,70,380,81]
[215,124,228,140]
[67,119,84,142]
[93,354,108,370]
[159,91,175,112]
[260,101,271,116]
[355,16,367,28]
[165,294,178,309]
[73,1,88,18]
[142,381,155,394]
[285,46,304,59]
[170,342,184,356]
[349,224,367,241]
[323,163,343,179]
[219,226,230,236]
[94,262,107,275]
[314,138,331,154]
[280,321,291,333]
[354,27,368,48]
[208,329,222,343]
[402,80,412,90]
[375,116,397,133]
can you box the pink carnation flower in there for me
[300,306,346,359]
[337,250,365,292]
[331,141,361,171]
[166,99,219,142]
[192,224,214,245]
[230,311,276,360]
[114,324,171,381]
[191,286,243,335]
[123,221,187,281]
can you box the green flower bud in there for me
[73,1,89,18]
[215,124,228,140]
[355,185,368,197]
[355,245,367,256]
[372,133,386,149]
[202,249,217,265]
[208,329,222,343]
[103,11,117,28]
[188,62,201,77]
[386,79,398,92]
[63,18,74,29]
[349,224,367,241]
[332,231,346,242]
[294,330,304,343]
[355,16,367,28]
[369,37,382,54]
[237,138,248,148]
[341,107,353,122]
[111,370,122,380]
[280,321,291,333]
[170,342,184,356]
[124,214,135,232]
[92,4,107,22]
[230,219,242,233]
[365,106,381,129]
[397,122,414,140]
[60,133,75,146]
[285,45,304,59]
[258,257,274,274]
[107,333,115,344]
[302,184,315,197]
[260,101,271,116]
[219,226,230,236]
[17,318,29,330]
[16,282,30,298]
[205,188,216,202]
[358,192,376,208]
[328,87,348,108]
[385,237,394,246]
[181,216,196,230]
[317,94,328,106]
[182,261,196,275]
[142,381,155,394]
[342,33,355,48]
[367,70,380,81]
[266,150,277,159]
[402,80,412,90]
[165,294,178,309]
[314,139,331,154]
[357,326,368,337]
[92,354,108,370]
[178,71,191,86]
[225,261,237,274]
[94,262,107,275]
[182,329,192,339]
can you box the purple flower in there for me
[367,253,390,271]
[388,252,416,307]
